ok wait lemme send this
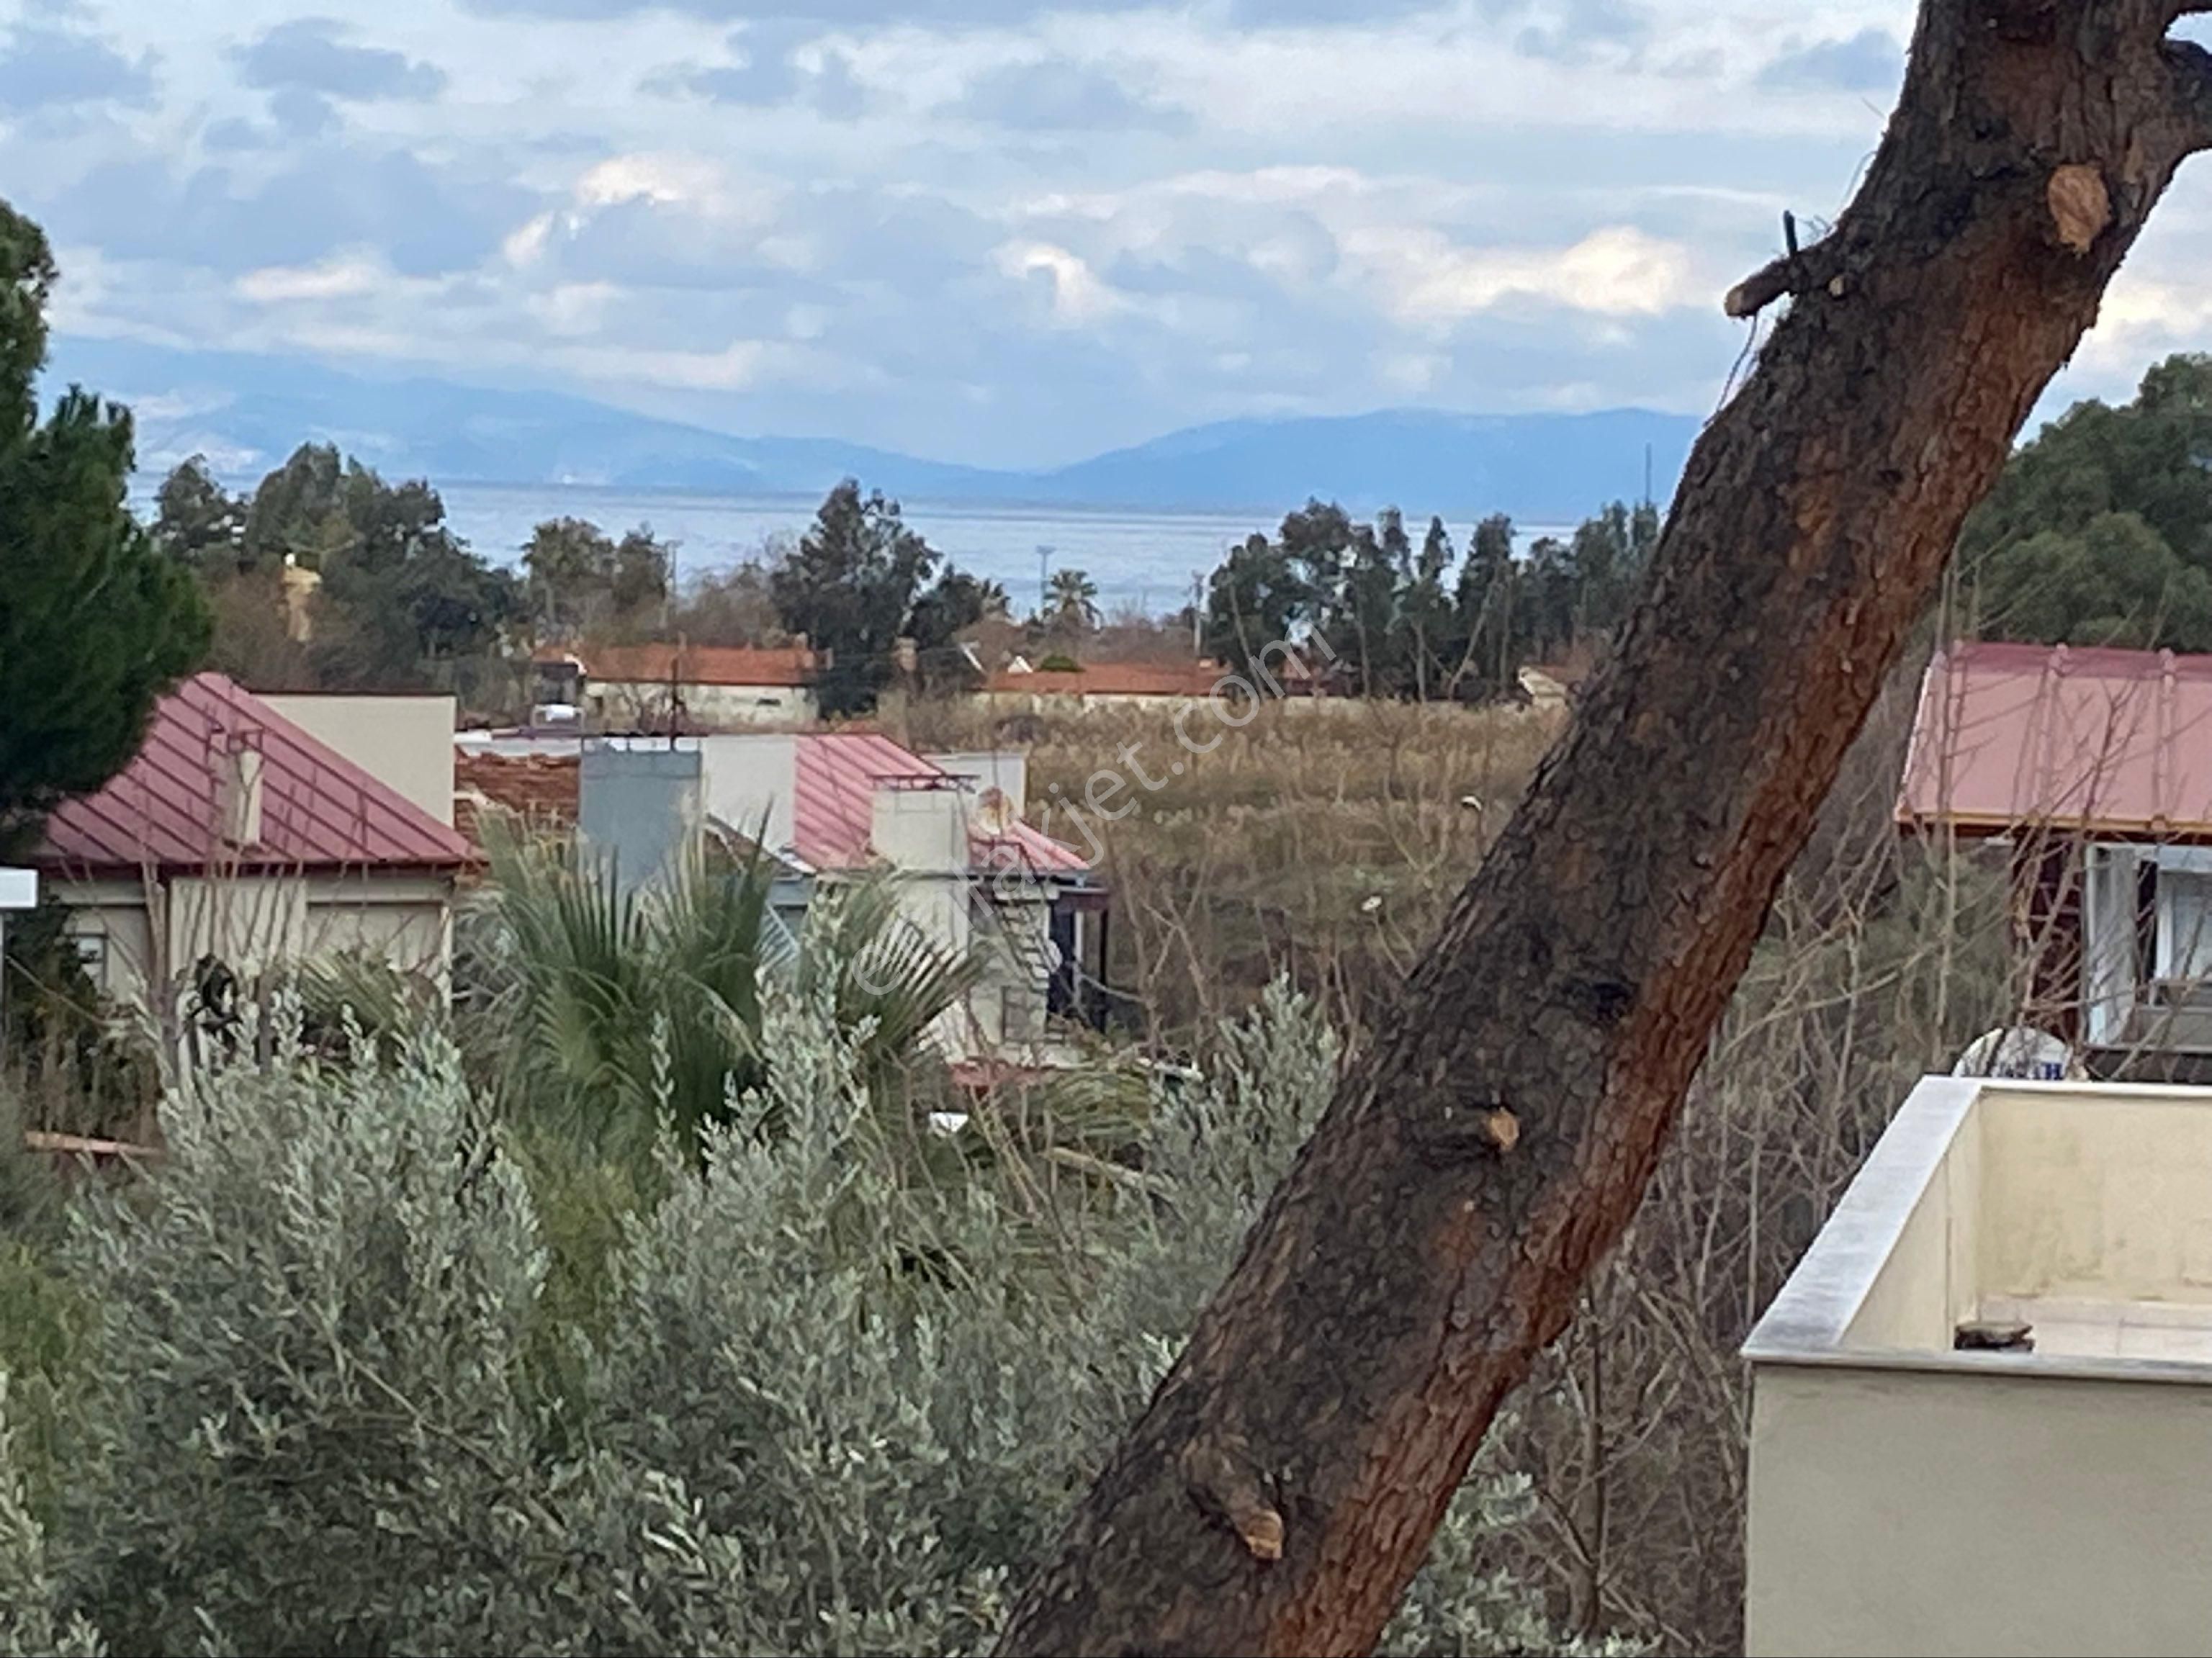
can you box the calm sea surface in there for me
[131,475,1580,616]
[439,484,1269,616]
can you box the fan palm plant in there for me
[462,814,987,1166]
[1046,565,1101,633]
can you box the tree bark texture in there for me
[998,5,2212,1654]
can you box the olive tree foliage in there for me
[0,982,1604,1657]
[0,1381,99,1658]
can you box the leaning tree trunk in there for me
[999,4,2212,1654]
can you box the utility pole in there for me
[664,533,678,638]
[1644,442,1654,508]
[1190,572,1204,655]
[1036,545,1053,619]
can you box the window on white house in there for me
[2162,868,2212,983]
[2085,844,2142,1045]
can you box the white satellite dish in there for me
[1952,1027,2084,1082]
[974,786,1017,836]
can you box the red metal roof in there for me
[37,672,472,875]
[1898,641,2212,838]
[584,643,817,689]
[791,732,1089,877]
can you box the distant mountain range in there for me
[48,335,1700,521]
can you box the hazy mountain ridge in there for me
[50,336,1699,521]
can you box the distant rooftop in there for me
[544,642,818,689]
[986,659,1231,698]
[792,732,1089,878]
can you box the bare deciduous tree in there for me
[999,6,2212,1652]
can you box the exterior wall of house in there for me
[262,695,457,824]
[1980,1089,2212,1303]
[167,873,309,981]
[1748,1078,2212,1656]
[1840,1101,1981,1351]
[589,679,817,729]
[302,873,454,988]
[52,871,454,1019]
[697,734,799,850]
[868,785,983,1055]
[579,745,703,896]
[927,752,1028,816]
[1746,1362,2212,1657]
[54,878,158,1012]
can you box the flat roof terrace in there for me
[1744,1076,2212,1657]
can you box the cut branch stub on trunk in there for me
[997,4,2212,1657]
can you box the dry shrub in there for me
[903,694,1565,1053]
[919,662,2025,1655]
[1461,662,2019,1654]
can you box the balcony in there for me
[1744,1076,2212,1657]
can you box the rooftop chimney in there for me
[218,743,264,848]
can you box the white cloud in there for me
[6,0,1968,464]
[574,152,729,210]
[2070,275,2212,387]
[1353,225,1702,325]
[525,280,622,335]
[501,212,554,266]
[234,253,390,302]
[1377,349,1445,393]
[994,239,1130,325]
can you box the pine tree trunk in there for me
[999,5,2212,1654]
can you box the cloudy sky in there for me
[6,0,2212,468]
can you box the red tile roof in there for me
[454,752,580,844]
[583,643,817,689]
[984,661,1226,698]
[37,672,472,875]
[791,733,1089,877]
[1898,641,2212,839]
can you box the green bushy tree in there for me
[166,442,520,694]
[462,822,983,1166]
[521,518,673,639]
[0,202,207,848]
[1200,497,1659,703]
[770,480,997,717]
[1958,353,2212,649]
[0,1377,100,1658]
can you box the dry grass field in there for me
[902,695,1566,1053]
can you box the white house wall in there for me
[1747,1078,2212,1656]
[697,734,799,850]
[166,875,308,983]
[970,892,1053,1052]
[592,679,818,729]
[50,870,455,1021]
[1747,1363,2212,1657]
[261,695,457,824]
[302,873,456,988]
[928,751,1028,816]
[53,879,157,1012]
